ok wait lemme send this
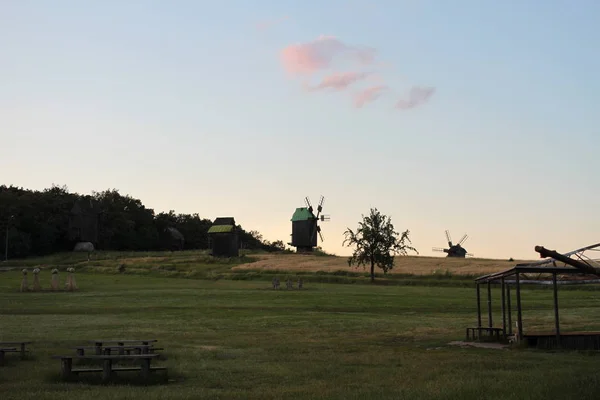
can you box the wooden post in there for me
[20,342,26,360]
[516,273,523,340]
[552,272,560,347]
[506,284,512,336]
[476,284,482,328]
[60,358,73,380]
[118,342,125,355]
[501,277,506,336]
[487,281,493,328]
[140,357,150,380]
[102,359,112,383]
[95,342,102,355]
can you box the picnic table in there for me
[74,344,161,356]
[0,348,18,366]
[88,339,158,355]
[465,327,504,341]
[51,353,166,382]
[0,341,32,359]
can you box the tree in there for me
[343,207,418,282]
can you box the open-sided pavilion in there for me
[468,243,600,349]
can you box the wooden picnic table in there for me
[88,340,158,355]
[74,344,162,356]
[51,353,165,382]
[0,341,32,359]
[465,327,504,341]
[0,348,18,366]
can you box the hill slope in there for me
[234,253,534,276]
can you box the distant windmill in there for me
[432,230,473,258]
[288,195,330,253]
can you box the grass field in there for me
[2,251,600,399]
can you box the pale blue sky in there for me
[2,1,599,260]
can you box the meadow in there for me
[1,251,600,399]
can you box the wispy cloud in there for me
[354,85,388,108]
[277,34,434,111]
[395,86,435,110]
[280,35,375,76]
[256,16,289,31]
[305,71,370,91]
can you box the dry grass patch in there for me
[233,254,535,276]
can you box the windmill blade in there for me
[304,197,313,212]
[310,223,321,245]
[315,196,323,219]
[466,253,474,257]
[459,234,468,245]
[317,195,324,213]
[320,215,330,222]
[432,247,447,252]
[445,230,452,246]
[318,230,324,242]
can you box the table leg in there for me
[61,358,72,380]
[102,359,112,383]
[140,358,150,380]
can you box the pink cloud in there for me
[354,85,388,108]
[396,86,435,110]
[280,35,375,75]
[305,71,369,91]
[256,16,289,31]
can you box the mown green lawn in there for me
[1,272,600,399]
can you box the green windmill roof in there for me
[208,225,234,234]
[291,207,316,222]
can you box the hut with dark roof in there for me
[208,217,239,257]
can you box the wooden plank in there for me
[73,367,167,374]
[52,354,160,360]
[0,341,33,345]
[89,340,157,344]
[74,345,155,349]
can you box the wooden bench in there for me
[88,340,158,355]
[466,327,504,341]
[74,345,163,356]
[0,341,32,360]
[0,348,18,366]
[51,354,166,382]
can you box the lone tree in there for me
[343,208,418,282]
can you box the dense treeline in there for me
[0,185,286,259]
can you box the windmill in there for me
[432,230,473,258]
[289,195,330,253]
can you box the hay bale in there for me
[65,267,78,291]
[32,268,41,291]
[20,269,29,292]
[50,269,59,290]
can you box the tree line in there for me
[0,185,286,259]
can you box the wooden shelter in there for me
[207,217,239,257]
[467,243,600,350]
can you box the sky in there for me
[2,0,600,260]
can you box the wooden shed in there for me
[207,217,239,257]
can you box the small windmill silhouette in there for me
[432,230,473,258]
